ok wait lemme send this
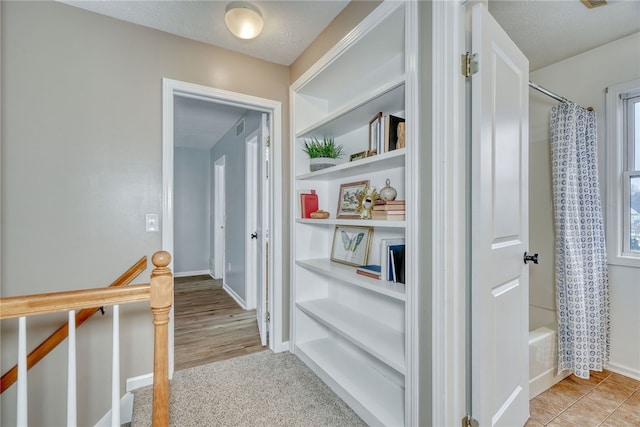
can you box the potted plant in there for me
[302,137,343,172]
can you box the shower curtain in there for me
[550,102,609,379]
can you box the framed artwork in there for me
[330,225,373,266]
[368,112,383,155]
[336,180,369,219]
[349,151,368,162]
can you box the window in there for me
[606,80,640,266]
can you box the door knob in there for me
[523,252,539,264]
[251,232,258,239]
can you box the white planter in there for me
[309,157,336,172]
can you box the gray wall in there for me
[0,2,289,425]
[174,147,210,274]
[210,112,261,303]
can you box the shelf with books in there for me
[295,258,406,301]
[296,148,405,181]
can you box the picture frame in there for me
[368,112,383,155]
[349,151,368,162]
[336,180,369,219]
[330,225,373,267]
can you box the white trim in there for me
[223,283,247,309]
[173,270,211,278]
[608,361,640,381]
[433,2,467,426]
[125,373,154,392]
[606,79,640,268]
[162,78,286,377]
[93,392,133,427]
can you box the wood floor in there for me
[526,370,640,426]
[174,275,265,371]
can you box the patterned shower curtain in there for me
[550,102,609,379]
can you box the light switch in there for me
[146,214,159,232]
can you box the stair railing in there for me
[0,250,173,427]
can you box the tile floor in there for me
[526,370,640,426]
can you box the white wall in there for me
[209,112,261,304]
[174,147,210,274]
[530,32,640,378]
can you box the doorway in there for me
[162,78,284,376]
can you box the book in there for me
[389,244,405,284]
[300,190,318,219]
[356,264,381,280]
[373,204,406,211]
[380,238,405,281]
[383,115,406,152]
[375,199,405,206]
[371,211,406,221]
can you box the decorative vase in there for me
[309,157,336,172]
[379,179,397,201]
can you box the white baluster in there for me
[67,310,77,427]
[17,316,27,427]
[111,305,120,427]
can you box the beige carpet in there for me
[131,351,366,426]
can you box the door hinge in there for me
[461,52,478,77]
[462,415,479,427]
[265,311,270,323]
[265,136,271,147]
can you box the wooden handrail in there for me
[1,256,148,393]
[0,251,173,426]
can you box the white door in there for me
[246,133,259,310]
[470,3,530,426]
[214,156,226,280]
[256,113,269,346]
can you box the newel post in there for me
[150,251,173,427]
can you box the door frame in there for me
[162,78,285,377]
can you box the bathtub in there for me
[529,305,572,399]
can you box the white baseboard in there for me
[174,269,210,278]
[93,392,134,427]
[126,372,154,392]
[223,283,246,309]
[274,340,290,353]
[608,362,640,381]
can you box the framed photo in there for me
[330,225,373,266]
[349,151,367,162]
[337,180,369,219]
[368,112,382,155]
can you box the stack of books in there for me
[371,200,405,221]
[356,265,381,280]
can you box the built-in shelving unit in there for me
[290,2,412,426]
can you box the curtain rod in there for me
[528,81,594,111]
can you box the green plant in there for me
[302,137,343,159]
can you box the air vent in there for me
[236,119,245,136]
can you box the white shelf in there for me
[297,299,405,373]
[296,218,406,228]
[296,339,404,427]
[296,258,406,301]
[296,148,405,181]
[296,79,405,139]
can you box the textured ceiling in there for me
[489,0,640,71]
[58,0,350,66]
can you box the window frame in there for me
[606,79,640,267]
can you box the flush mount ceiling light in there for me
[225,2,264,40]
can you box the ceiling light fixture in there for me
[224,2,264,40]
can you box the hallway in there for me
[174,275,264,371]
